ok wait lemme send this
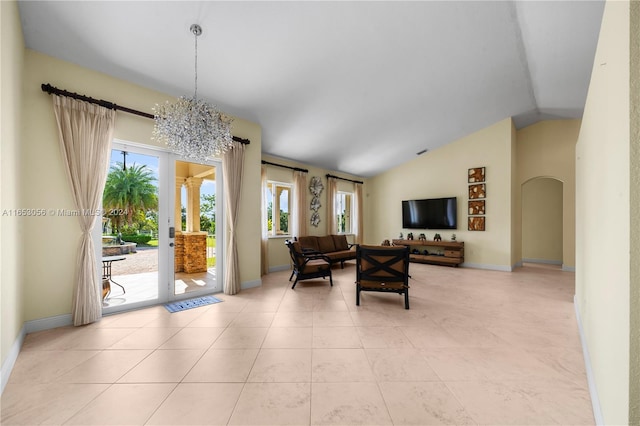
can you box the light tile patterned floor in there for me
[1,262,594,425]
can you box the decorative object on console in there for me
[451,233,456,241]
[468,200,485,215]
[407,232,414,240]
[468,216,485,231]
[433,233,442,241]
[418,233,426,241]
[399,232,403,239]
[469,183,486,199]
[381,239,391,246]
[468,167,486,183]
[153,24,233,160]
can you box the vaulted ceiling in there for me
[18,1,605,177]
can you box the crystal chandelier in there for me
[153,24,233,160]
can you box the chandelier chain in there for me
[194,27,198,100]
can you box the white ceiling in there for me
[18,1,604,177]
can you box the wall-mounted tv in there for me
[402,197,457,229]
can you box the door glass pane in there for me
[174,160,220,295]
[102,149,159,307]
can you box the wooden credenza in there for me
[392,239,464,267]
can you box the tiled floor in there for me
[1,262,594,425]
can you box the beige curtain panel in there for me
[326,177,338,235]
[260,165,269,276]
[52,95,115,326]
[293,170,308,238]
[223,141,245,294]
[354,182,364,244]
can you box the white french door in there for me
[170,157,223,297]
[100,140,223,315]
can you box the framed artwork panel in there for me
[468,167,485,183]
[469,183,486,199]
[468,200,485,215]
[468,216,485,231]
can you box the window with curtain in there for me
[265,181,292,236]
[335,191,353,234]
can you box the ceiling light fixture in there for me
[153,24,233,160]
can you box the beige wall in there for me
[521,178,563,263]
[262,155,365,271]
[367,118,515,269]
[1,0,25,374]
[576,1,630,424]
[20,49,262,321]
[517,120,579,269]
[510,121,519,268]
[629,1,639,423]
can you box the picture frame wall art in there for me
[468,216,485,231]
[468,200,485,215]
[468,183,486,199]
[467,167,486,231]
[468,167,485,183]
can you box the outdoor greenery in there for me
[266,201,289,233]
[179,194,216,234]
[207,235,216,267]
[103,162,158,233]
[120,234,152,245]
[200,193,216,234]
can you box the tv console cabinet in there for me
[391,239,464,267]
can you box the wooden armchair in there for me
[356,244,410,309]
[286,240,333,289]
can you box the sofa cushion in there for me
[298,236,320,252]
[317,235,336,253]
[324,250,356,262]
[332,234,350,251]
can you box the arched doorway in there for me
[522,177,563,265]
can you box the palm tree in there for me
[103,162,158,230]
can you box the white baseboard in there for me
[1,325,26,395]
[574,295,604,425]
[269,264,291,273]
[25,313,73,334]
[461,262,514,272]
[523,258,563,265]
[241,279,262,290]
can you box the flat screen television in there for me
[402,197,457,229]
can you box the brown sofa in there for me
[295,235,356,268]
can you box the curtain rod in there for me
[41,83,250,145]
[261,160,308,173]
[326,174,364,184]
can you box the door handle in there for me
[169,242,174,247]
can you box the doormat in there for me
[164,295,223,313]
